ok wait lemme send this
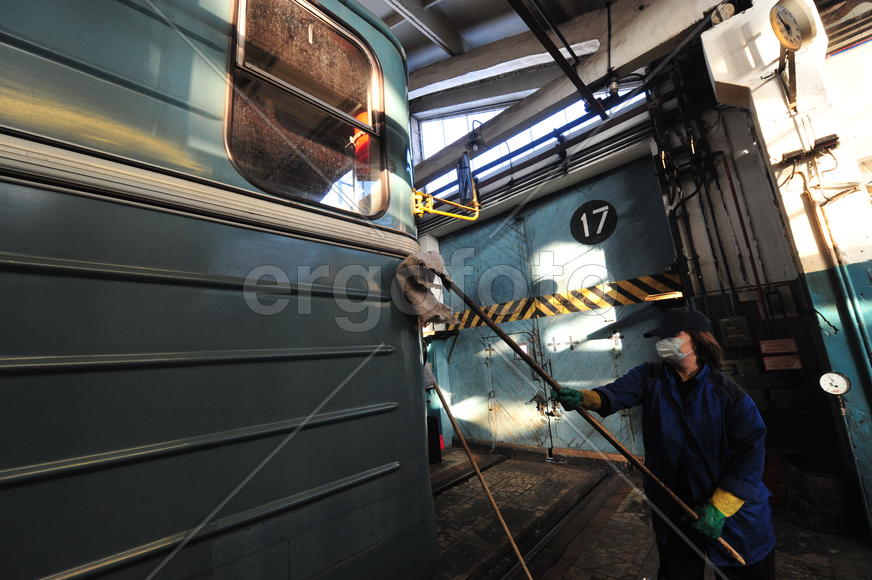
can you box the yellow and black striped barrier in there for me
[445,272,682,331]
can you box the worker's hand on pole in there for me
[552,387,601,411]
[690,504,727,539]
[690,487,746,539]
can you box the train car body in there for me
[0,0,434,578]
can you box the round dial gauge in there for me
[770,0,816,51]
[711,3,736,24]
[771,6,802,49]
[819,372,851,395]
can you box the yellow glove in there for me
[581,390,602,410]
[710,487,745,517]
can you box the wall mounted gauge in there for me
[819,372,852,395]
[711,3,736,24]
[770,0,816,51]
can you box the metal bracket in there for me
[776,47,798,113]
[413,154,481,221]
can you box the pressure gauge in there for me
[770,0,816,51]
[819,372,851,395]
[711,3,735,25]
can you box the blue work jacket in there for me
[594,362,776,566]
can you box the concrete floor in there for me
[431,448,872,579]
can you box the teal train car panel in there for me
[0,1,434,578]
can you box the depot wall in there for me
[429,157,675,455]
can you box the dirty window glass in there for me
[230,0,384,216]
[242,0,372,123]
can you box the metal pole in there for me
[432,383,534,580]
[436,273,746,566]
[507,0,608,119]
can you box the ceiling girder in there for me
[413,0,723,189]
[410,39,599,103]
[410,65,561,116]
[409,14,601,96]
[383,11,404,28]
[381,0,467,55]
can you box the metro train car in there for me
[0,0,435,577]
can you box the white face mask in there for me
[656,337,688,361]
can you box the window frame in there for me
[227,0,389,219]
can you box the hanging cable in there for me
[607,0,613,71]
[606,0,619,96]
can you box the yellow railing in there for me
[412,189,480,222]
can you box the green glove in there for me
[690,503,727,539]
[552,388,601,410]
[552,387,582,409]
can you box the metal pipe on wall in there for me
[695,120,752,290]
[800,171,872,376]
[740,110,806,285]
[670,67,736,311]
[798,175,872,524]
[718,151,773,324]
[720,113,776,291]
[698,173,739,310]
[647,86,708,307]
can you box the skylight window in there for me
[418,89,647,198]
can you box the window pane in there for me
[243,0,371,121]
[229,72,383,215]
[426,169,457,197]
[420,118,446,159]
[419,107,506,161]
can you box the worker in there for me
[553,307,775,580]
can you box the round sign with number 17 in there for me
[570,200,617,244]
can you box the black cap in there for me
[643,307,712,338]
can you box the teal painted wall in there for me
[430,157,676,457]
[803,259,872,522]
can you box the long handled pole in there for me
[432,383,534,580]
[436,273,746,566]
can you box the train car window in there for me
[229,0,385,216]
